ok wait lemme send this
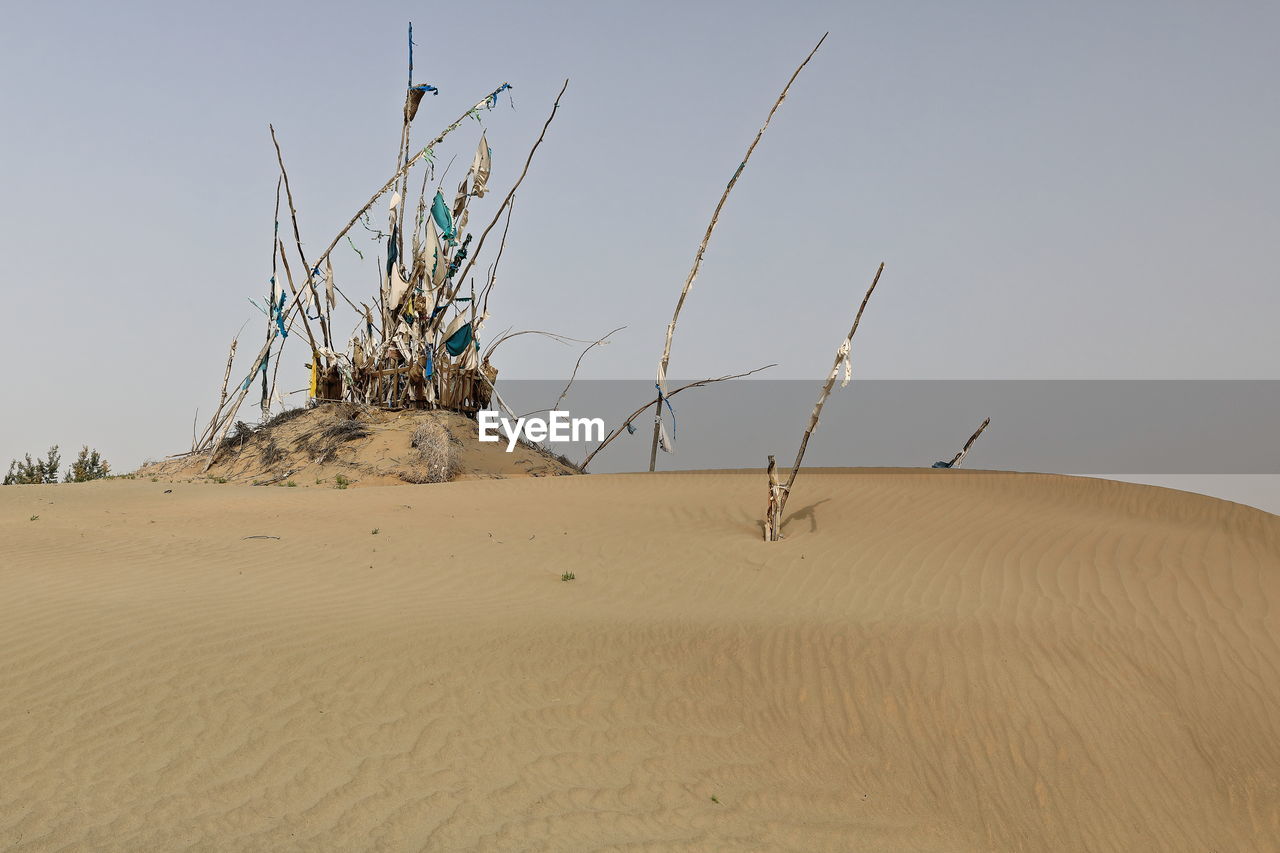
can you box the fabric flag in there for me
[837,339,852,388]
[425,218,447,287]
[325,258,336,312]
[453,178,470,234]
[431,190,456,241]
[470,133,491,198]
[388,263,411,311]
[443,314,473,357]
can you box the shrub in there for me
[4,446,62,485]
[64,446,110,482]
[408,420,459,484]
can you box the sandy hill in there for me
[1,470,1277,850]
[139,403,578,486]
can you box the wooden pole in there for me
[277,240,321,357]
[193,337,237,451]
[767,262,885,540]
[649,33,828,472]
[946,417,991,468]
[764,455,783,541]
[270,125,332,353]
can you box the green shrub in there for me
[4,446,61,485]
[64,446,110,482]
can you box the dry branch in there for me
[942,417,991,468]
[270,125,332,352]
[310,82,514,276]
[580,363,777,472]
[450,80,569,295]
[764,455,783,541]
[518,326,626,419]
[766,263,885,541]
[649,33,828,471]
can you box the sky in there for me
[0,0,1276,490]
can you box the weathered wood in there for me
[276,239,321,359]
[766,263,885,541]
[450,80,569,299]
[764,455,785,541]
[947,417,991,468]
[649,33,828,472]
[270,125,332,352]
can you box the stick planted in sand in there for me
[937,417,991,469]
[765,263,885,541]
[648,33,828,472]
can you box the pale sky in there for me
[1,0,1276,485]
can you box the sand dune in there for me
[1,470,1277,851]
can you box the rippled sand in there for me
[2,470,1277,850]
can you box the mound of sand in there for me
[139,403,578,486]
[1,470,1277,850]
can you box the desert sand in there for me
[1,470,1278,851]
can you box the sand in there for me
[140,405,578,487]
[1,470,1277,851]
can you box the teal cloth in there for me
[431,191,456,240]
[445,322,473,356]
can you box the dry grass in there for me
[406,420,460,484]
[262,407,311,430]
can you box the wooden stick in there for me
[551,326,624,413]
[394,24,416,264]
[261,175,284,418]
[518,326,626,418]
[768,262,885,540]
[265,336,285,414]
[310,82,513,277]
[270,124,332,353]
[214,336,237,426]
[277,240,321,357]
[450,80,569,297]
[764,455,783,541]
[193,336,240,451]
[946,417,991,468]
[479,195,516,314]
[579,363,777,472]
[649,33,828,472]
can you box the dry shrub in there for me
[407,419,459,484]
[262,407,310,430]
[321,419,370,441]
[259,437,285,467]
[299,417,371,463]
[213,421,255,461]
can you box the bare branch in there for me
[449,80,569,299]
[766,263,884,540]
[580,363,777,472]
[945,417,991,468]
[649,33,828,471]
[519,326,626,419]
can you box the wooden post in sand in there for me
[765,263,885,541]
[764,455,784,541]
[937,417,991,469]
